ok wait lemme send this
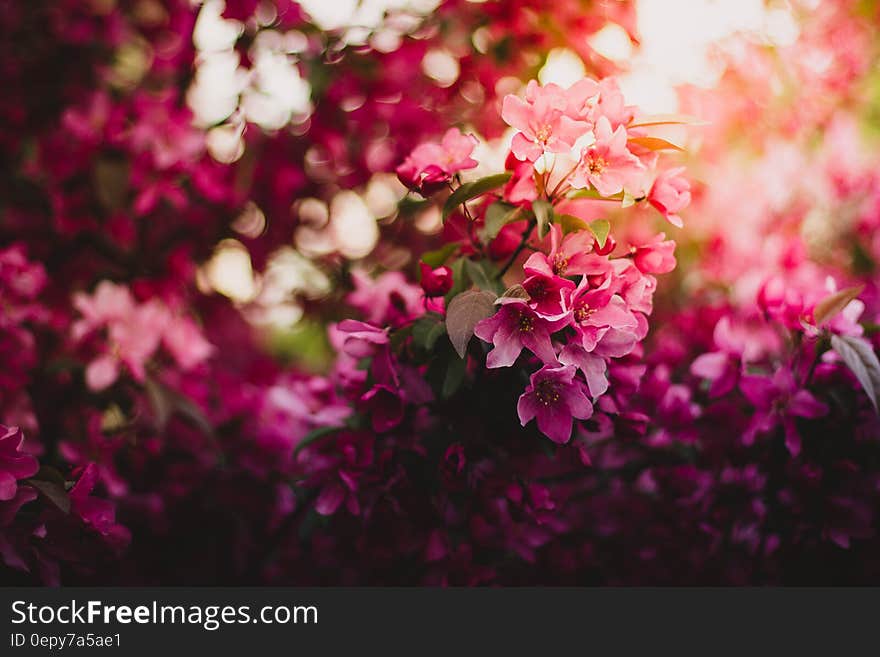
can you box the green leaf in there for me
[442,355,467,398]
[421,243,459,268]
[532,199,553,239]
[31,466,66,486]
[464,259,497,293]
[294,426,342,455]
[464,172,512,197]
[144,378,172,430]
[813,285,865,327]
[587,219,611,248]
[144,377,213,436]
[27,479,70,514]
[481,202,520,242]
[831,334,880,413]
[445,289,497,358]
[442,173,511,219]
[556,213,588,235]
[566,188,631,205]
[443,258,471,306]
[412,313,447,351]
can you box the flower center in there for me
[535,380,560,406]
[574,303,594,323]
[551,253,568,276]
[518,312,534,332]
[525,279,547,300]
[535,124,552,144]
[587,156,607,175]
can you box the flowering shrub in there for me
[2,0,880,585]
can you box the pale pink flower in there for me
[632,234,677,274]
[71,281,135,341]
[396,128,479,193]
[162,316,215,370]
[588,78,636,129]
[571,117,645,197]
[648,167,691,228]
[523,225,608,278]
[503,81,589,162]
[473,300,566,368]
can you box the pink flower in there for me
[0,426,38,502]
[71,281,135,341]
[691,316,779,398]
[502,81,589,162]
[739,369,829,456]
[474,301,566,368]
[648,167,691,228]
[569,277,638,352]
[503,157,538,204]
[589,78,636,129]
[571,116,645,197]
[336,319,390,358]
[632,234,677,274]
[419,261,454,297]
[523,225,608,278]
[162,316,214,370]
[558,343,609,398]
[396,128,479,194]
[757,275,805,329]
[517,364,593,443]
[73,282,213,390]
[336,320,397,387]
[347,270,424,327]
[563,78,600,119]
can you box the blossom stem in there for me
[497,218,536,279]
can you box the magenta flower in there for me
[739,369,829,456]
[523,225,608,278]
[336,319,390,358]
[648,167,691,228]
[474,300,566,368]
[571,116,645,196]
[360,384,405,433]
[419,261,454,297]
[503,80,589,162]
[522,272,575,319]
[517,365,593,443]
[396,128,479,194]
[70,464,131,550]
[0,426,38,502]
[691,317,779,398]
[336,320,397,387]
[757,275,806,330]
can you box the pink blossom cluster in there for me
[2,0,880,587]
[71,281,213,391]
